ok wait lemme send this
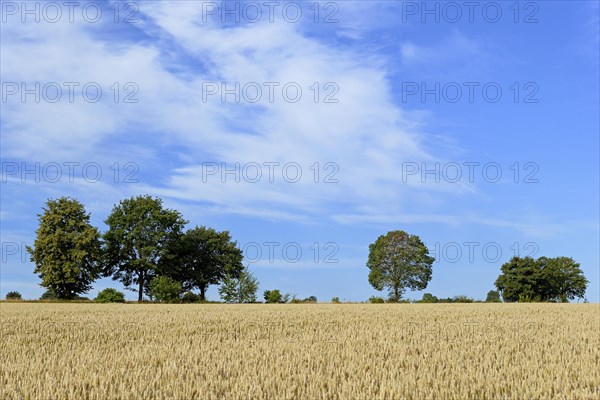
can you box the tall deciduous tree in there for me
[218,266,259,303]
[495,256,588,302]
[103,195,186,302]
[494,256,541,302]
[539,257,588,302]
[367,230,434,302]
[165,226,243,301]
[27,197,102,299]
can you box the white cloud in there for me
[0,2,485,226]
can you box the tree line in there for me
[20,197,590,303]
[27,196,248,302]
[364,230,588,303]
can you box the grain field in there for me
[1,303,599,399]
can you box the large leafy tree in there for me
[539,257,588,302]
[495,256,588,302]
[367,230,434,302]
[494,256,541,302]
[165,226,243,301]
[27,197,102,299]
[218,266,259,303]
[103,195,187,302]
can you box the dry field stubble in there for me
[1,303,599,399]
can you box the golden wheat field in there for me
[1,303,599,400]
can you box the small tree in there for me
[95,288,125,303]
[419,293,439,303]
[264,289,283,303]
[485,290,501,303]
[148,276,181,303]
[218,266,259,303]
[367,230,434,302]
[27,197,102,300]
[304,296,317,303]
[331,296,341,303]
[6,291,22,301]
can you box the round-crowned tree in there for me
[95,288,125,303]
[367,230,434,302]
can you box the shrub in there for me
[181,291,200,303]
[452,295,474,303]
[148,276,181,303]
[264,289,283,303]
[331,296,341,303]
[368,296,385,303]
[95,288,125,303]
[40,290,58,300]
[6,291,22,301]
[304,296,317,303]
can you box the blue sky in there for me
[1,0,598,302]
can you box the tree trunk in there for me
[394,286,399,303]
[199,286,206,301]
[138,275,144,303]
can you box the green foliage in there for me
[164,226,243,301]
[40,290,58,300]
[331,296,341,303]
[103,195,187,302]
[181,291,200,303]
[6,291,22,300]
[218,266,259,303]
[517,293,541,303]
[368,296,385,303]
[290,295,318,304]
[304,295,317,303]
[264,289,284,303]
[95,288,125,303]
[434,295,475,303]
[148,276,181,303]
[495,256,588,302]
[485,290,501,303]
[419,293,439,303]
[27,197,102,300]
[367,230,434,302]
[451,295,474,303]
[538,257,588,302]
